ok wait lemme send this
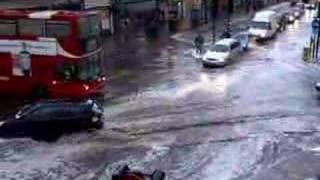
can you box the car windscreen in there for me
[16,104,39,118]
[251,21,271,30]
[78,15,100,39]
[210,44,229,52]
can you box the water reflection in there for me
[175,73,228,98]
[304,9,316,22]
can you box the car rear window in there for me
[210,44,229,52]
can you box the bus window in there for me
[18,19,45,36]
[78,56,101,81]
[0,19,17,36]
[78,15,100,38]
[46,20,71,38]
[57,63,77,81]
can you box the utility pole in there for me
[228,0,234,21]
[204,0,208,24]
[315,1,320,61]
[311,1,320,61]
[211,0,218,42]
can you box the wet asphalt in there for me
[1,9,320,180]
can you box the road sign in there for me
[312,19,320,30]
[312,27,320,34]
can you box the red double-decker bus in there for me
[0,10,106,98]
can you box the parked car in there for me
[290,0,297,6]
[315,82,320,92]
[305,3,316,10]
[234,32,250,51]
[0,99,104,141]
[202,38,242,67]
[292,7,303,19]
[286,11,296,23]
[296,2,305,11]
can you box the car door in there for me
[17,106,53,135]
[59,105,83,130]
[230,42,240,59]
[271,20,278,35]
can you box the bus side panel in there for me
[0,53,32,96]
[31,55,57,84]
[0,53,12,93]
[0,53,12,76]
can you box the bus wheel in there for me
[32,86,49,99]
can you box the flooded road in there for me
[1,9,320,180]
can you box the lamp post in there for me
[315,1,320,61]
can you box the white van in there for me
[249,11,279,40]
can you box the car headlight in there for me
[259,33,266,38]
[202,55,207,60]
[289,16,294,21]
[218,58,226,62]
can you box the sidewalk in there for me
[171,11,253,46]
[171,2,291,46]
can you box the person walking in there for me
[194,33,204,54]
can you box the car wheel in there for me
[92,120,104,129]
[43,133,60,142]
[151,170,165,180]
[32,132,60,142]
[202,63,211,68]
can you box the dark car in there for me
[293,7,304,19]
[315,82,320,92]
[0,99,104,141]
[99,165,165,180]
[306,3,316,10]
[286,12,296,23]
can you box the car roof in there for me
[20,99,94,111]
[253,10,276,21]
[215,38,237,46]
[255,10,276,17]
